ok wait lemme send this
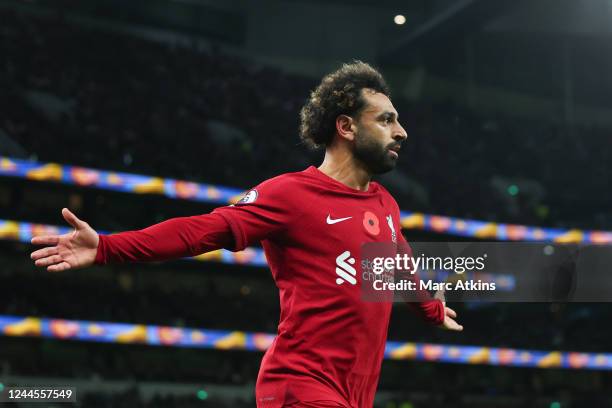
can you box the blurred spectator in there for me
[1,9,610,230]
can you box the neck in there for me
[318,145,371,191]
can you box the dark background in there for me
[1,0,611,406]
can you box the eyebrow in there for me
[376,111,398,121]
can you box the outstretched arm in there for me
[31,176,300,272]
[397,238,463,331]
[30,208,233,272]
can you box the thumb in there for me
[62,208,83,229]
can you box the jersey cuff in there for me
[94,234,107,265]
[429,298,445,326]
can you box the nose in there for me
[393,122,408,141]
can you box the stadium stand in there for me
[1,2,612,407]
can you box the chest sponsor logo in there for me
[326,215,352,225]
[335,250,357,285]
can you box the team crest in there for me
[237,189,258,205]
[386,215,397,243]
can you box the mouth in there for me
[388,145,401,159]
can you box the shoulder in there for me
[255,169,313,193]
[236,169,310,205]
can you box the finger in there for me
[31,235,60,246]
[62,208,83,229]
[35,255,64,268]
[452,323,464,331]
[31,247,59,260]
[48,262,71,272]
[446,318,464,331]
[445,307,457,318]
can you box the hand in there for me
[30,208,99,272]
[440,305,463,331]
[435,289,463,331]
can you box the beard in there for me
[352,127,399,175]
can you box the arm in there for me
[398,237,463,331]
[30,208,234,271]
[31,176,294,272]
[95,212,233,264]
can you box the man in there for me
[31,61,462,408]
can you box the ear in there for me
[335,114,357,142]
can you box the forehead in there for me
[360,90,397,116]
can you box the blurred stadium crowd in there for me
[1,9,610,229]
[1,251,611,353]
[1,5,612,408]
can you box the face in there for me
[351,91,408,174]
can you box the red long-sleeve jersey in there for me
[95,166,444,408]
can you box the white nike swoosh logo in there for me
[326,215,352,224]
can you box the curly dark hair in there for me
[299,61,390,149]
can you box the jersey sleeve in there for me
[211,175,299,251]
[391,199,445,326]
[95,212,234,265]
